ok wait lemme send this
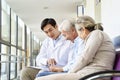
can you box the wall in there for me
[84,0,95,18]
[101,0,120,38]
[84,0,120,38]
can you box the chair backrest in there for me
[113,51,120,70]
[112,35,120,50]
[112,35,120,80]
[113,35,120,70]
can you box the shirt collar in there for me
[53,34,62,44]
[55,34,62,41]
[74,36,80,43]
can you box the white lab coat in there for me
[36,34,73,71]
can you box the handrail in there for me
[0,53,26,63]
[0,61,22,63]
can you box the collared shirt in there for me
[36,34,73,71]
[63,37,84,71]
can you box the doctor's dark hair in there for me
[76,16,103,32]
[41,18,57,30]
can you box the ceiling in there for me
[5,0,83,41]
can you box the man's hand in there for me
[49,66,63,72]
[47,58,56,66]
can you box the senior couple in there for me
[20,16,115,80]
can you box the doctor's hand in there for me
[49,66,63,72]
[47,58,56,66]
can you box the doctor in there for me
[20,18,73,80]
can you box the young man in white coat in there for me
[20,18,73,80]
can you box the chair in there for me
[112,35,120,80]
[79,35,120,80]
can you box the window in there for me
[11,10,17,45]
[18,18,25,49]
[77,5,84,17]
[26,27,31,66]
[10,47,17,79]
[17,49,22,77]
[33,36,40,66]
[1,44,10,80]
[1,0,10,41]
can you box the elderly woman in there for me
[35,16,115,80]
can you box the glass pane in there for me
[11,10,17,45]
[2,0,10,12]
[27,27,31,66]
[1,44,9,55]
[1,63,8,80]
[32,34,34,52]
[1,55,8,62]
[33,36,40,66]
[22,51,25,68]
[11,46,16,55]
[18,18,25,49]
[17,50,22,77]
[30,33,34,66]
[77,5,84,16]
[1,0,10,41]
[17,50,26,78]
[33,36,40,51]
[10,62,16,79]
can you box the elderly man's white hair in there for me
[59,19,75,32]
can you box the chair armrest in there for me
[79,70,120,80]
